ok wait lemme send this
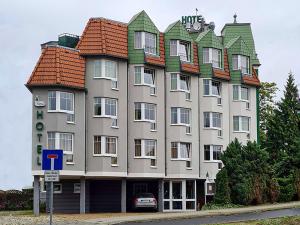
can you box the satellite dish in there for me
[208,22,215,31]
[193,21,201,31]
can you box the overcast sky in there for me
[0,0,299,190]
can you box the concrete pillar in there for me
[121,179,126,213]
[182,180,186,211]
[33,175,40,216]
[80,177,86,214]
[158,179,163,212]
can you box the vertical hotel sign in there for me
[34,96,46,166]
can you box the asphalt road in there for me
[122,208,300,225]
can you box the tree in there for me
[266,72,300,174]
[214,168,231,204]
[259,82,278,146]
[220,139,271,205]
[266,72,300,201]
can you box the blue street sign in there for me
[42,150,63,170]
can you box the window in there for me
[203,79,221,96]
[171,142,191,161]
[170,40,191,62]
[93,136,117,156]
[48,91,74,113]
[203,112,222,129]
[134,31,157,55]
[74,183,80,193]
[203,48,222,68]
[134,103,156,122]
[94,97,117,118]
[134,67,155,87]
[233,116,250,132]
[134,139,156,158]
[233,85,249,101]
[232,55,250,74]
[170,73,190,93]
[171,108,191,126]
[47,132,74,163]
[204,145,222,161]
[93,59,117,79]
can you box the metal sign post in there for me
[42,150,63,225]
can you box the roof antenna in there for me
[233,13,237,23]
[196,8,198,16]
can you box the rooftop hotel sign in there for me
[181,15,203,25]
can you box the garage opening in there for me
[126,179,159,212]
[89,180,121,212]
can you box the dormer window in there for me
[134,31,157,55]
[170,40,191,62]
[232,55,250,74]
[203,48,222,68]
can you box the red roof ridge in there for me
[90,17,127,26]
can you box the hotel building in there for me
[26,11,260,214]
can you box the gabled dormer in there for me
[128,11,165,67]
[225,36,253,83]
[196,29,229,80]
[164,21,199,74]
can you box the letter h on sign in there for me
[42,150,63,170]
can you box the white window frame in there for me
[93,97,117,118]
[53,183,62,194]
[170,73,190,93]
[134,103,156,122]
[203,145,222,162]
[73,183,80,194]
[203,48,222,69]
[171,107,191,126]
[134,31,157,55]
[48,91,74,114]
[233,85,250,102]
[47,132,74,156]
[232,55,250,75]
[171,142,192,161]
[134,139,157,159]
[93,135,118,157]
[134,66,156,87]
[203,112,222,130]
[170,40,191,62]
[93,59,118,87]
[203,79,221,97]
[233,116,250,133]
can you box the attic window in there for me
[232,55,250,75]
[203,48,222,69]
[170,40,191,62]
[134,31,157,55]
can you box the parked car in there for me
[133,193,157,210]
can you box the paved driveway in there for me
[122,208,300,225]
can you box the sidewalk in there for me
[86,201,300,225]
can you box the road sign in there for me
[44,171,60,182]
[42,149,63,170]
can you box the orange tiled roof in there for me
[145,33,165,67]
[26,46,85,89]
[76,18,128,59]
[181,43,200,74]
[242,66,260,86]
[213,48,230,80]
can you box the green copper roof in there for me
[195,29,222,50]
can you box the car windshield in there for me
[136,193,154,198]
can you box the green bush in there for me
[214,168,231,204]
[277,177,296,202]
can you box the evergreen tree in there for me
[259,82,278,146]
[266,72,300,176]
[214,168,231,204]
